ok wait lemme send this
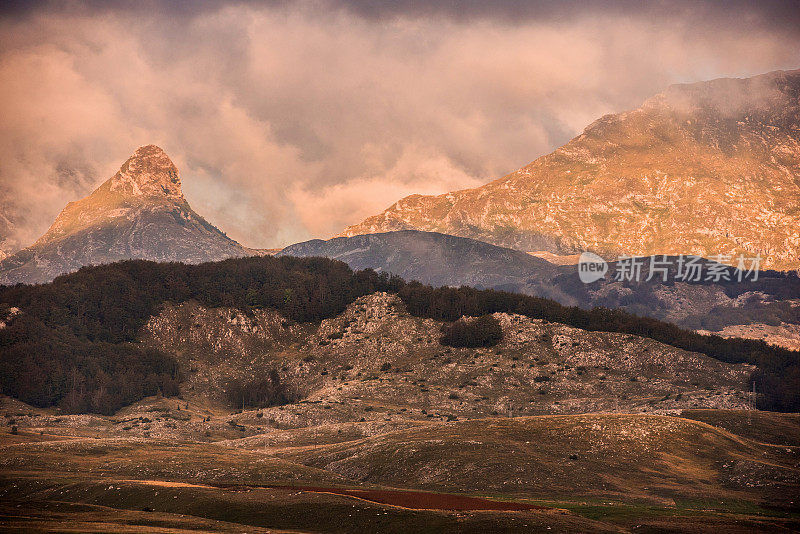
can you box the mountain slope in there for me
[0,210,16,261]
[343,69,800,269]
[0,145,247,284]
[279,230,565,298]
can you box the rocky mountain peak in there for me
[108,145,183,200]
[0,144,247,284]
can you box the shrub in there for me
[440,315,503,348]
[224,370,298,410]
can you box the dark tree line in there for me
[0,314,180,415]
[0,256,403,344]
[1,256,798,413]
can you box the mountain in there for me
[342,69,800,269]
[0,145,247,284]
[279,230,567,299]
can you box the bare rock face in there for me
[0,145,247,285]
[108,144,183,199]
[343,69,800,269]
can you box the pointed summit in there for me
[108,145,182,199]
[0,145,247,284]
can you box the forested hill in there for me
[1,256,798,413]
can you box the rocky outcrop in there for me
[141,292,755,422]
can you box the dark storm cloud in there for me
[0,0,798,251]
[328,0,800,29]
[5,0,800,29]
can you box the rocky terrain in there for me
[343,69,800,270]
[139,292,755,424]
[0,145,248,285]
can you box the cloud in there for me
[0,1,798,251]
[288,144,486,239]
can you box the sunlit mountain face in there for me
[344,69,800,270]
[1,1,800,254]
[0,145,246,284]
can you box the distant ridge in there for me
[280,229,800,342]
[279,229,564,297]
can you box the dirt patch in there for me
[120,479,216,490]
[227,484,547,511]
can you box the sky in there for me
[1,0,799,251]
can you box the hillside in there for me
[4,255,796,415]
[275,414,799,505]
[343,69,800,269]
[141,292,755,419]
[0,145,247,285]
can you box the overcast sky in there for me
[1,0,799,250]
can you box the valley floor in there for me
[1,396,798,533]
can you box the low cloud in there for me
[0,1,798,250]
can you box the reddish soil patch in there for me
[222,484,546,511]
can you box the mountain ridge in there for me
[281,229,800,348]
[279,230,562,295]
[342,69,800,269]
